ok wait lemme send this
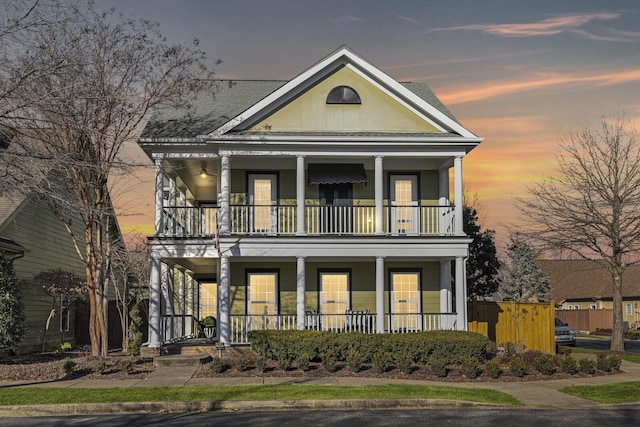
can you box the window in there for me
[326,85,361,104]
[248,271,278,329]
[319,271,350,330]
[627,303,633,316]
[199,281,217,319]
[590,304,597,310]
[390,271,421,330]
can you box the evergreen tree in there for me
[0,257,25,352]
[464,205,500,300]
[499,234,550,302]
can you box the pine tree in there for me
[499,234,550,302]
[0,257,25,352]
[464,206,500,300]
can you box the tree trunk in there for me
[611,271,625,352]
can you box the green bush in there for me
[429,358,448,378]
[345,349,365,373]
[502,342,517,358]
[608,353,622,371]
[559,356,578,374]
[296,353,310,372]
[59,359,76,376]
[372,351,392,373]
[461,357,481,379]
[596,353,613,372]
[578,358,596,374]
[255,356,267,373]
[395,354,414,375]
[92,359,108,375]
[509,355,527,377]
[120,358,135,375]
[210,356,227,373]
[235,358,249,372]
[534,354,556,376]
[322,350,338,373]
[484,359,501,378]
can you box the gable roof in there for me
[537,259,640,301]
[0,195,26,231]
[140,46,478,142]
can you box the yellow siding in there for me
[250,67,441,133]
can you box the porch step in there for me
[153,353,212,368]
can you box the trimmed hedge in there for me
[247,330,489,365]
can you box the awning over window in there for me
[307,163,368,185]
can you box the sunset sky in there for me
[102,0,640,252]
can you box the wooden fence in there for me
[555,309,613,332]
[468,301,556,354]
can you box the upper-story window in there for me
[326,85,361,104]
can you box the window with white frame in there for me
[199,281,217,319]
[590,304,597,310]
[627,303,633,316]
[248,271,278,330]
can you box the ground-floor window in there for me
[319,271,350,330]
[248,271,278,329]
[199,281,217,319]
[390,271,421,330]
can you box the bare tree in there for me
[1,1,214,356]
[519,114,640,352]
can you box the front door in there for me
[247,271,278,330]
[390,175,419,235]
[319,183,352,234]
[319,271,349,331]
[390,271,421,331]
[248,174,277,234]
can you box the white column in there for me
[376,256,385,333]
[162,263,175,341]
[168,174,176,235]
[219,155,230,235]
[177,267,185,337]
[296,156,306,236]
[454,156,464,235]
[218,256,230,345]
[375,156,384,235]
[296,256,306,329]
[455,257,468,330]
[154,159,164,236]
[147,256,162,347]
[186,272,194,336]
[440,260,452,313]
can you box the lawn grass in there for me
[0,384,522,406]
[621,354,640,364]
[560,382,640,404]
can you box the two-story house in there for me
[138,46,482,347]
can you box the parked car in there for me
[555,318,576,346]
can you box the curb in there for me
[0,399,504,417]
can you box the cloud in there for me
[425,12,619,37]
[438,68,640,104]
[332,15,363,24]
[569,27,640,43]
[397,15,419,25]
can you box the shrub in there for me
[371,351,392,374]
[429,358,448,378]
[461,357,481,379]
[521,350,543,367]
[395,354,414,375]
[277,355,293,372]
[120,358,135,375]
[345,349,365,373]
[210,356,227,373]
[578,358,596,374]
[509,355,527,377]
[596,353,613,372]
[484,359,501,379]
[534,354,556,376]
[59,359,76,376]
[92,359,108,375]
[296,353,310,372]
[502,342,517,358]
[59,342,72,352]
[322,350,338,373]
[559,355,578,374]
[608,353,622,371]
[255,356,267,373]
[235,358,249,372]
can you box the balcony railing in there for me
[160,205,455,237]
[226,312,457,344]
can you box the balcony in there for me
[160,204,456,237]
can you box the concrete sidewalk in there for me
[1,357,640,416]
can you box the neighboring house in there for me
[538,259,640,328]
[138,46,483,347]
[0,195,87,352]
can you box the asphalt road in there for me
[575,337,640,353]
[3,409,640,427]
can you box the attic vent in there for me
[326,86,361,104]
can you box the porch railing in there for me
[227,312,456,344]
[161,205,455,237]
[160,314,196,343]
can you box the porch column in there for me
[219,155,230,235]
[161,262,175,341]
[218,256,230,346]
[376,256,385,333]
[154,159,164,236]
[375,156,384,235]
[455,257,468,330]
[186,272,194,336]
[296,156,306,236]
[147,256,162,348]
[177,267,185,337]
[454,156,464,235]
[168,174,176,235]
[296,256,306,330]
[440,260,452,313]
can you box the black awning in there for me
[307,163,368,185]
